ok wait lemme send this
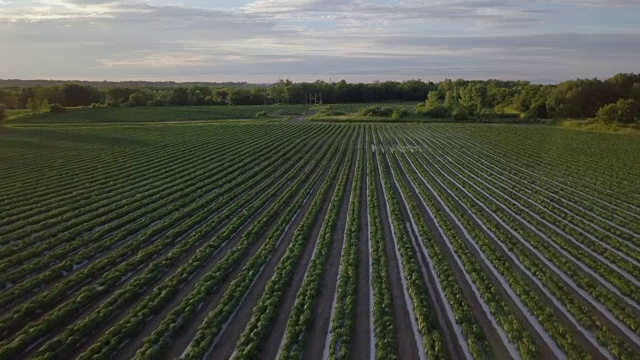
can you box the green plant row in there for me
[438,141,640,304]
[41,126,340,357]
[376,129,539,359]
[0,127,310,313]
[0,125,254,211]
[366,128,399,360]
[327,128,364,360]
[379,133,490,359]
[277,127,358,359]
[453,125,640,218]
[139,126,348,360]
[218,130,352,360]
[433,132,640,248]
[374,131,447,359]
[0,128,328,359]
[0,127,298,280]
[399,127,639,358]
[0,125,286,239]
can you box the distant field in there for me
[1,121,639,360]
[322,102,418,113]
[10,103,420,124]
[5,109,36,120]
[10,104,312,124]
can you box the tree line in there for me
[1,74,639,124]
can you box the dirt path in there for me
[291,110,318,123]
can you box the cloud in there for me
[1,0,639,82]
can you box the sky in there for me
[1,0,640,83]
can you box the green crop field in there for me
[9,103,422,125]
[1,118,639,360]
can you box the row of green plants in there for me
[379,135,490,359]
[399,127,639,358]
[0,130,327,359]
[456,126,640,216]
[377,130,539,359]
[14,105,314,124]
[137,126,347,360]
[428,131,640,248]
[448,147,640,303]
[0,126,263,234]
[387,129,585,358]
[327,129,364,359]
[224,131,353,360]
[430,128,640,244]
[0,128,307,312]
[74,127,343,360]
[365,130,399,359]
[277,129,357,359]
[414,128,640,299]
[0,128,290,279]
[374,132,447,359]
[0,125,242,210]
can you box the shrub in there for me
[358,106,394,117]
[418,104,451,118]
[255,111,270,118]
[49,103,67,113]
[146,99,166,107]
[317,109,346,117]
[478,108,497,121]
[90,103,106,109]
[451,107,469,121]
[596,99,640,124]
[391,108,409,120]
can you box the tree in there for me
[27,98,41,113]
[62,84,103,107]
[41,99,50,112]
[444,90,457,109]
[425,91,442,108]
[0,104,6,122]
[168,87,190,106]
[596,99,640,124]
[128,92,150,106]
[546,79,623,118]
[18,88,35,109]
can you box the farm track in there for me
[2,121,639,360]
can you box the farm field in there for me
[10,103,418,124]
[0,121,639,360]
